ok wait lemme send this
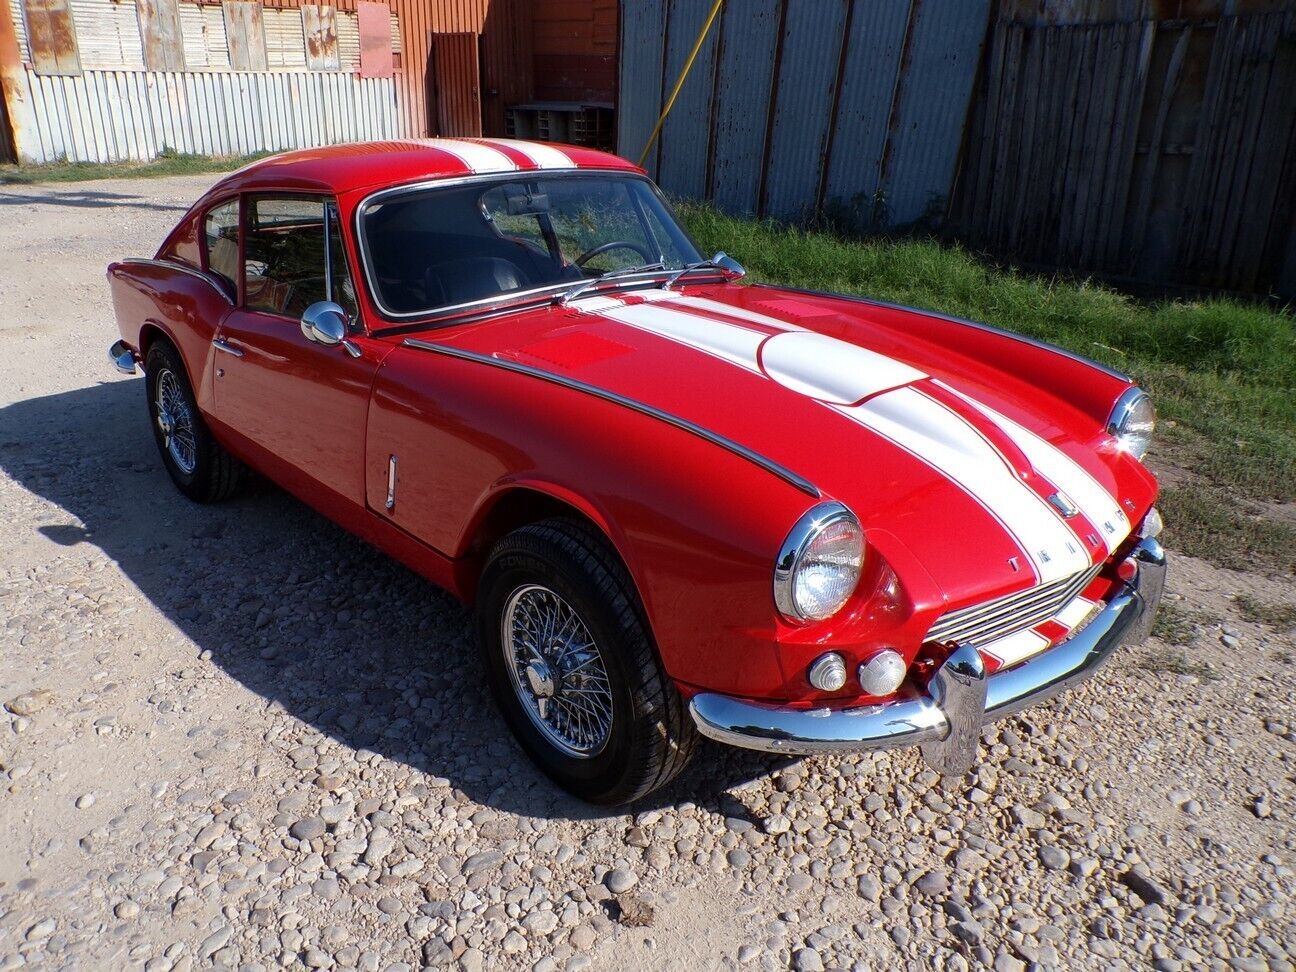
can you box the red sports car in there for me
[108,139,1165,804]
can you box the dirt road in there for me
[0,175,1292,972]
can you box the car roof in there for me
[212,138,645,196]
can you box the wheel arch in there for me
[454,481,650,616]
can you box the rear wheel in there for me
[476,519,696,805]
[144,340,245,503]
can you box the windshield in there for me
[359,173,703,316]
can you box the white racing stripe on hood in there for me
[940,383,1131,552]
[594,300,766,373]
[840,388,1092,583]
[583,293,1095,583]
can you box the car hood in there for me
[413,283,1157,610]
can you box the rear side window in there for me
[204,200,240,292]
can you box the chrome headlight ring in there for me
[1107,386,1155,460]
[774,501,865,624]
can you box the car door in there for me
[211,193,378,506]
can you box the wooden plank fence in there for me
[955,9,1296,297]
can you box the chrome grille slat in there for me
[932,569,1094,637]
[927,564,1103,648]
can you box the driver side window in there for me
[242,195,359,324]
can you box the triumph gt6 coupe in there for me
[108,139,1165,804]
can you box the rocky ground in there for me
[0,175,1293,972]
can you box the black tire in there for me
[477,518,697,805]
[144,339,245,503]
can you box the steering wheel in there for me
[574,240,654,268]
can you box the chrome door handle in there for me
[212,338,244,357]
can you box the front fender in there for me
[365,343,814,698]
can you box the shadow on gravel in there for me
[0,189,191,213]
[0,380,796,820]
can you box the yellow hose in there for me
[637,0,727,168]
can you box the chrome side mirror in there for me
[301,301,349,346]
[712,251,746,280]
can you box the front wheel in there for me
[476,519,696,805]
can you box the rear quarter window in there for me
[204,200,240,292]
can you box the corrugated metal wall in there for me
[619,0,992,229]
[16,66,398,162]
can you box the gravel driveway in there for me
[1,175,1293,972]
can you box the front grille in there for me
[925,564,1103,649]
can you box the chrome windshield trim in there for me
[121,258,235,305]
[757,284,1131,382]
[355,169,705,324]
[401,339,821,499]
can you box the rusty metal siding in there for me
[820,0,910,226]
[23,0,81,75]
[223,0,267,70]
[302,4,338,69]
[708,0,779,214]
[762,0,849,220]
[655,0,720,200]
[615,0,665,178]
[16,65,397,162]
[428,29,478,135]
[136,0,184,71]
[880,0,992,226]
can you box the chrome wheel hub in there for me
[154,369,197,475]
[502,584,613,759]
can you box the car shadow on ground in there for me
[0,379,796,821]
[0,188,192,213]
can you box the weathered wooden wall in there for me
[956,7,1296,297]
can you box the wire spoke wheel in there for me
[154,368,197,475]
[502,584,614,759]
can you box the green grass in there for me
[1138,647,1220,680]
[0,149,268,185]
[1157,486,1296,574]
[1234,594,1296,629]
[1152,602,1203,646]
[676,203,1296,504]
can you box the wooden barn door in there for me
[429,31,482,137]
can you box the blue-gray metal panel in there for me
[616,0,668,179]
[821,0,912,229]
[880,0,992,227]
[762,0,849,220]
[656,0,722,199]
[709,0,781,215]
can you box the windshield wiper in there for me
[660,259,721,290]
[661,252,745,290]
[553,262,667,306]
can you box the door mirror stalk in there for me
[301,302,361,358]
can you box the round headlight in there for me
[774,502,865,623]
[1108,387,1155,459]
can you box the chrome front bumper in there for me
[689,537,1167,774]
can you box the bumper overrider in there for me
[689,537,1167,774]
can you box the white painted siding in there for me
[178,2,231,69]
[16,67,402,163]
[70,0,145,69]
